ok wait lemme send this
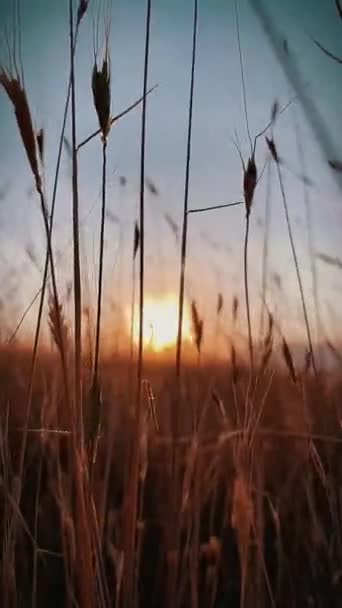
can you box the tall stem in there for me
[244,212,254,371]
[130,255,136,364]
[38,190,70,410]
[293,111,322,362]
[69,0,83,436]
[123,2,151,606]
[18,188,71,488]
[276,162,317,376]
[93,141,107,383]
[171,4,198,606]
[20,38,77,487]
[175,0,198,427]
[259,160,272,339]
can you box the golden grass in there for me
[1,2,342,607]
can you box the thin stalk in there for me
[172,3,198,606]
[137,0,151,415]
[69,0,83,438]
[130,249,136,364]
[14,185,70,608]
[70,8,97,604]
[175,0,198,418]
[38,190,70,400]
[293,109,322,361]
[89,139,107,468]
[31,445,43,608]
[18,22,80,503]
[114,223,124,357]
[244,212,254,372]
[187,201,243,215]
[18,188,71,489]
[234,0,255,374]
[123,1,151,606]
[93,140,107,383]
[275,161,317,376]
[259,160,272,339]
[234,0,252,152]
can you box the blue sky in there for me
[0,0,341,352]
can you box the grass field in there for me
[0,0,342,606]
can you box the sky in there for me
[0,0,341,356]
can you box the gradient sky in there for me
[0,0,341,354]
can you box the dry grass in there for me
[0,1,342,607]
[1,349,341,607]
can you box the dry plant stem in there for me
[244,212,254,372]
[123,2,151,606]
[38,194,71,394]
[293,110,322,358]
[130,255,136,364]
[191,458,201,608]
[69,0,83,439]
[234,0,252,151]
[175,0,198,425]
[275,161,317,376]
[93,140,107,384]
[22,38,79,485]
[89,139,107,470]
[69,5,96,607]
[168,0,198,606]
[18,188,70,488]
[15,21,82,516]
[187,200,243,215]
[171,4,198,605]
[234,0,255,374]
[31,446,43,608]
[259,160,272,339]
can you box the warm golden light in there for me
[130,295,192,352]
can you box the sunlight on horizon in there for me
[130,295,192,352]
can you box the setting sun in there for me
[130,295,192,352]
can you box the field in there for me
[0,0,342,607]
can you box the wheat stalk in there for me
[234,0,258,373]
[90,20,112,465]
[191,300,203,357]
[175,0,198,429]
[122,2,152,606]
[69,0,83,443]
[266,135,317,376]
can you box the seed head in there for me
[266,136,279,163]
[336,0,342,20]
[303,350,312,375]
[36,128,44,165]
[92,51,111,140]
[271,100,279,123]
[231,344,239,385]
[133,222,140,260]
[329,160,342,173]
[146,177,159,196]
[232,295,239,323]
[0,69,41,192]
[243,156,257,217]
[282,337,297,383]
[77,0,90,25]
[48,292,69,356]
[217,292,224,315]
[191,300,203,354]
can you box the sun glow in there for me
[130,295,192,352]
